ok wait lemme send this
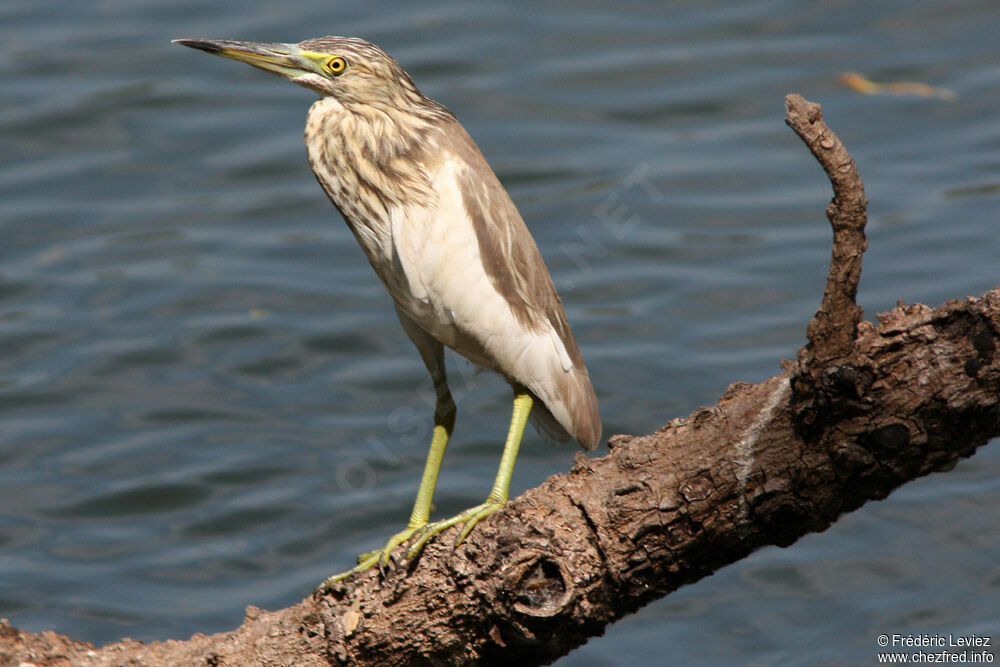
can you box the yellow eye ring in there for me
[326,56,347,75]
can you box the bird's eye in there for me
[326,56,347,75]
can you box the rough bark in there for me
[3,94,998,667]
[785,95,869,367]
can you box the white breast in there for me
[389,158,577,429]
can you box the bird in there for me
[174,36,601,587]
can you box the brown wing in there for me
[440,118,601,450]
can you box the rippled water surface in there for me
[2,1,999,664]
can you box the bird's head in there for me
[174,36,426,110]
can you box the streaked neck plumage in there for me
[303,90,455,262]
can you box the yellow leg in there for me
[320,391,454,588]
[406,392,533,558]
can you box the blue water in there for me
[2,1,999,664]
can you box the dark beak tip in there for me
[173,38,224,54]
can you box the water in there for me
[2,1,998,663]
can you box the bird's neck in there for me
[307,95,439,198]
[304,96,440,263]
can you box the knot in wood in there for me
[859,423,911,455]
[680,471,714,503]
[510,555,574,618]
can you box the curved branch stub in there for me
[785,94,869,368]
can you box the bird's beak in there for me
[173,39,316,79]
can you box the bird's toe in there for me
[318,524,425,590]
[405,500,504,558]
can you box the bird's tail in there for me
[527,367,601,451]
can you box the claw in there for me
[318,524,424,590]
[318,501,507,589]
[406,500,503,559]
[320,552,381,588]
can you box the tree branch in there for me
[785,93,869,366]
[3,96,998,666]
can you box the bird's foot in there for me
[355,525,423,565]
[406,499,503,559]
[318,524,423,589]
[317,502,503,590]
